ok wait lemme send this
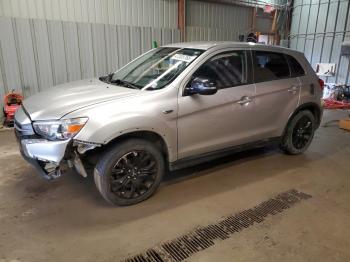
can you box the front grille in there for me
[14,122,36,137]
[14,117,36,138]
[14,105,35,137]
[14,119,22,130]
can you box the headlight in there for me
[33,117,88,140]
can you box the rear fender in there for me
[282,102,322,137]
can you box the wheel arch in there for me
[101,130,171,164]
[282,102,322,137]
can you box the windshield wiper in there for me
[99,73,113,83]
[110,79,140,89]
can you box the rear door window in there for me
[253,51,290,82]
[286,55,305,77]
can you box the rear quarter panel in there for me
[295,53,323,107]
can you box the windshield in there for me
[110,47,203,90]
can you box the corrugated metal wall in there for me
[0,17,180,117]
[255,16,272,33]
[290,0,350,84]
[255,8,273,33]
[185,0,253,41]
[185,0,288,9]
[0,0,178,28]
[0,0,180,121]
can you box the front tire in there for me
[94,139,165,206]
[280,110,316,155]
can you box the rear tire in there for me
[94,139,165,206]
[280,110,316,155]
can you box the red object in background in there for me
[264,5,274,13]
[323,98,350,109]
[318,78,325,91]
[3,91,23,126]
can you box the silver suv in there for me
[15,42,323,205]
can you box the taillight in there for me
[318,78,324,91]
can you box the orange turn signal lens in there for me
[67,124,84,133]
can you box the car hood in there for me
[23,78,139,120]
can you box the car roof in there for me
[163,41,302,55]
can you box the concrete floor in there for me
[1,109,350,262]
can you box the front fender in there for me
[63,87,179,162]
[77,115,176,160]
[72,110,178,163]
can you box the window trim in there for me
[252,50,292,84]
[285,54,306,78]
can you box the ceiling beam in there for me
[190,0,287,10]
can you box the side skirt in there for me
[169,137,281,171]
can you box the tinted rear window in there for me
[253,51,290,82]
[286,55,305,77]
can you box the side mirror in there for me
[186,77,218,96]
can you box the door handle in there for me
[288,86,299,94]
[162,109,174,114]
[237,96,253,105]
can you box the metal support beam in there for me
[336,0,350,83]
[252,7,257,32]
[178,0,185,42]
[191,0,286,10]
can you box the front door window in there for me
[191,51,248,89]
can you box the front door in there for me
[177,50,257,160]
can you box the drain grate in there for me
[123,189,311,262]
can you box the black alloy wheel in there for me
[280,110,316,155]
[110,150,158,199]
[94,138,165,206]
[291,116,313,150]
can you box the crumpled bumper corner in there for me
[19,138,70,180]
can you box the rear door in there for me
[252,50,300,138]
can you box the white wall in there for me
[185,0,253,41]
[290,0,350,84]
[0,0,178,28]
[0,0,181,120]
[0,17,180,98]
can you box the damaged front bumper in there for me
[14,107,99,180]
[16,134,99,180]
[18,138,69,180]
